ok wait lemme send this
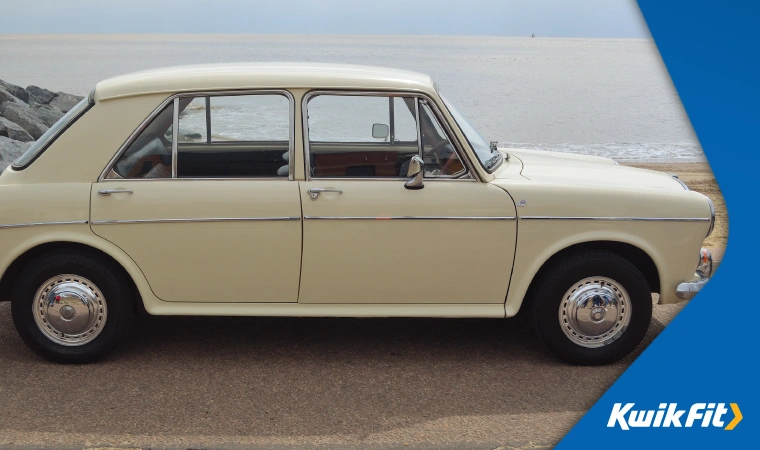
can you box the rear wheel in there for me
[11,251,134,363]
[530,250,652,365]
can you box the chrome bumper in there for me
[675,248,713,301]
[676,276,709,300]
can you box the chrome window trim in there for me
[301,90,480,182]
[98,89,296,182]
[91,217,300,226]
[519,216,711,222]
[304,216,515,221]
[171,98,179,178]
[415,98,423,158]
[0,220,89,230]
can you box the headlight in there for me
[697,248,713,279]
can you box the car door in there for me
[298,92,517,304]
[91,91,302,303]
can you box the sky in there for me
[0,0,650,37]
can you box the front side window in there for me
[111,93,291,179]
[305,94,467,179]
[419,101,465,177]
[307,95,419,178]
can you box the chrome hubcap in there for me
[558,276,631,348]
[32,274,107,346]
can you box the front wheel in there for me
[530,250,653,365]
[11,251,135,363]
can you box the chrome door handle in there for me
[98,189,133,196]
[308,188,343,200]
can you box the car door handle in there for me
[98,189,133,196]
[308,188,343,200]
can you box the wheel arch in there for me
[0,234,152,315]
[507,240,660,317]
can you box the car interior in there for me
[307,97,465,178]
[111,94,465,180]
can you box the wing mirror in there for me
[404,155,424,190]
[372,123,389,140]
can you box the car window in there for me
[306,95,419,178]
[111,93,291,179]
[112,102,174,179]
[177,94,291,178]
[419,101,465,178]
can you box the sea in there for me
[0,34,704,162]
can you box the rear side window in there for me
[112,102,174,178]
[178,94,290,178]
[109,92,291,179]
[12,97,92,170]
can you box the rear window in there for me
[11,96,92,170]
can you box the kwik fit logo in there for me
[607,403,742,430]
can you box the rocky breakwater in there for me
[0,79,83,171]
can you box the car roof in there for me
[94,62,437,101]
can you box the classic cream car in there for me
[0,63,714,364]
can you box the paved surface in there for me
[0,297,687,449]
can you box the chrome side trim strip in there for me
[304,216,516,221]
[0,220,89,230]
[519,216,710,222]
[91,217,300,225]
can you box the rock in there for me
[0,86,24,106]
[26,85,57,104]
[31,104,64,127]
[0,79,31,103]
[49,92,83,113]
[1,102,49,140]
[0,136,32,170]
[0,117,34,142]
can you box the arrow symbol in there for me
[725,403,742,430]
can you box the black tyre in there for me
[11,250,135,363]
[530,250,652,365]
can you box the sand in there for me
[624,162,727,249]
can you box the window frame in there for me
[302,90,479,182]
[99,89,296,182]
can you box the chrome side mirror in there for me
[404,155,424,190]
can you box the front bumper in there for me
[675,248,713,301]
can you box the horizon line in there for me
[0,32,652,39]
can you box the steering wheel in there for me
[424,139,451,158]
[425,140,462,176]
